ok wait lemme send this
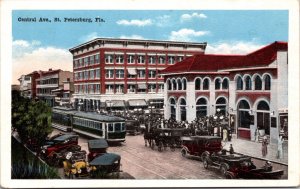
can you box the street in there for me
[51,129,222,179]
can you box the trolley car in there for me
[52,107,126,142]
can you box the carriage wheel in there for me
[181,149,187,157]
[220,163,229,176]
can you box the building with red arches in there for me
[160,41,288,144]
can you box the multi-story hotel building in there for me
[160,41,288,144]
[69,38,207,112]
[18,71,41,99]
[36,69,73,107]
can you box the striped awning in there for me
[106,100,125,108]
[128,99,147,107]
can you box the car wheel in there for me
[181,149,187,157]
[203,158,209,169]
[225,171,236,179]
[220,163,229,176]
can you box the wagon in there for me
[88,139,109,161]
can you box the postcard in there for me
[1,0,299,188]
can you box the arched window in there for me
[167,79,171,90]
[196,98,207,118]
[256,101,270,135]
[216,97,227,115]
[215,78,221,90]
[238,100,251,129]
[177,79,182,90]
[264,75,271,90]
[222,78,229,89]
[203,78,210,90]
[236,76,243,90]
[182,78,187,90]
[254,75,262,90]
[169,98,176,120]
[195,78,201,90]
[179,98,187,121]
[245,76,252,90]
[172,79,177,90]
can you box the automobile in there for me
[125,120,141,135]
[89,153,121,178]
[62,150,89,179]
[225,160,284,179]
[180,136,222,159]
[46,144,81,166]
[87,139,109,162]
[40,134,79,159]
[151,128,178,152]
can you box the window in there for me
[158,56,166,64]
[238,100,251,129]
[172,79,177,90]
[196,98,207,118]
[149,56,156,64]
[79,59,83,67]
[84,71,89,80]
[90,56,94,65]
[195,78,201,90]
[179,98,187,121]
[177,56,184,63]
[254,75,262,90]
[95,54,100,64]
[148,84,156,93]
[115,84,124,93]
[74,60,78,68]
[116,69,124,79]
[236,76,243,90]
[222,78,229,89]
[127,55,135,64]
[168,56,175,64]
[158,84,164,93]
[137,55,145,64]
[137,70,145,78]
[148,70,156,78]
[89,84,94,94]
[177,79,182,90]
[89,70,94,79]
[127,84,136,93]
[105,54,114,64]
[203,78,210,90]
[264,75,271,90]
[108,123,113,132]
[216,97,227,115]
[105,85,114,93]
[115,123,121,132]
[257,101,270,135]
[215,78,221,90]
[84,57,89,66]
[116,55,124,64]
[245,76,252,90]
[95,69,100,79]
[105,70,114,78]
[84,85,88,93]
[95,84,100,93]
[169,98,176,120]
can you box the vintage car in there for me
[125,120,141,135]
[63,150,89,179]
[180,136,222,159]
[89,153,121,178]
[46,144,81,166]
[150,128,179,152]
[87,139,109,162]
[225,160,284,179]
[40,134,79,159]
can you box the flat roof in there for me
[72,111,125,122]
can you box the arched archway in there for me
[196,97,208,118]
[182,78,187,90]
[216,97,227,115]
[256,100,270,135]
[222,78,229,89]
[215,78,221,90]
[236,76,243,90]
[237,99,251,139]
[169,97,176,120]
[195,78,201,90]
[177,78,182,90]
[254,75,262,90]
[264,75,271,90]
[179,98,187,121]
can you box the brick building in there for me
[160,41,288,144]
[69,38,207,112]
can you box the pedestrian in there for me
[223,128,228,142]
[255,129,259,142]
[262,135,268,157]
[277,135,284,160]
[229,144,234,154]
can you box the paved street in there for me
[51,129,222,179]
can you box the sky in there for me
[12,10,288,84]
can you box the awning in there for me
[138,83,147,89]
[106,100,125,108]
[127,68,137,75]
[128,99,147,107]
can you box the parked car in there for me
[180,135,222,159]
[89,153,121,178]
[88,139,109,162]
[46,144,81,166]
[63,150,89,179]
[126,120,141,135]
[40,134,79,159]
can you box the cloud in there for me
[205,41,264,54]
[116,19,153,27]
[119,35,145,40]
[12,40,72,84]
[169,28,210,41]
[180,13,207,22]
[156,15,171,27]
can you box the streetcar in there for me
[51,107,126,142]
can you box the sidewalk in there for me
[222,134,288,165]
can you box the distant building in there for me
[36,69,73,107]
[11,84,20,91]
[18,75,32,98]
[161,41,288,144]
[69,38,207,112]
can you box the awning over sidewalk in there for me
[128,99,147,107]
[105,100,125,108]
[137,83,147,89]
[127,68,137,75]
